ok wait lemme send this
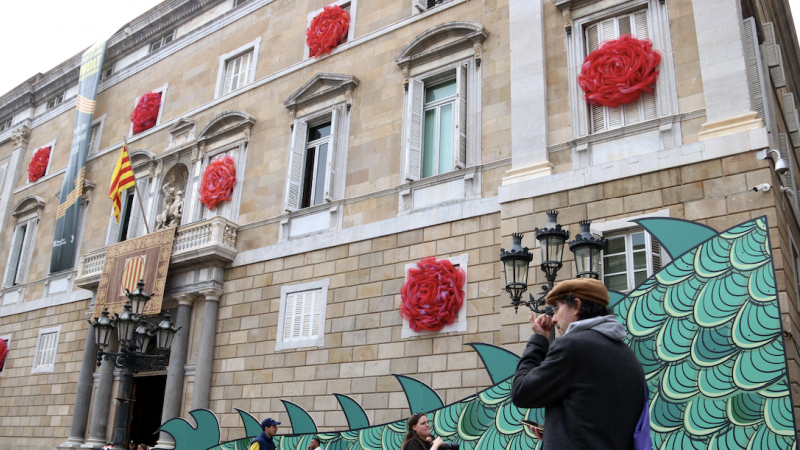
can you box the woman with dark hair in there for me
[401,414,444,450]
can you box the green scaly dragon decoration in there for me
[160,217,797,450]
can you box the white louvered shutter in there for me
[762,22,779,67]
[14,221,34,285]
[405,79,425,181]
[324,106,340,202]
[453,62,468,170]
[284,120,308,212]
[4,225,26,287]
[414,0,427,11]
[36,332,57,368]
[0,165,6,195]
[782,93,800,148]
[284,290,323,342]
[743,18,770,128]
[779,133,796,188]
[126,178,149,239]
[770,46,787,88]
[649,235,662,274]
[106,190,128,245]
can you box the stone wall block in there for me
[727,191,774,214]
[624,191,663,213]
[452,217,481,236]
[397,229,424,247]
[685,197,728,220]
[703,174,747,198]
[604,177,642,198]
[642,169,681,191]
[662,182,704,205]
[681,160,723,184]
[568,185,604,205]
[587,198,623,220]
[424,223,452,242]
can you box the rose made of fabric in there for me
[198,155,237,210]
[27,146,51,182]
[0,337,7,372]
[130,91,162,134]
[400,256,466,332]
[578,34,662,108]
[306,5,350,58]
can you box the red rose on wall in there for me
[27,146,51,182]
[578,34,661,108]
[0,338,7,372]
[130,91,162,134]
[306,5,350,58]
[400,256,466,332]
[198,155,237,210]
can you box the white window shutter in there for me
[15,221,34,285]
[779,133,794,187]
[635,11,657,121]
[586,23,599,53]
[762,22,780,67]
[4,225,26,287]
[292,293,304,339]
[622,12,641,126]
[618,15,632,36]
[126,179,148,240]
[405,78,424,181]
[284,120,308,212]
[106,191,127,245]
[0,165,6,194]
[769,45,787,88]
[324,106,340,202]
[311,290,322,337]
[633,11,649,39]
[743,18,768,128]
[284,293,296,340]
[453,62,468,170]
[650,235,662,273]
[414,0,427,11]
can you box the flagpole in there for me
[123,136,151,234]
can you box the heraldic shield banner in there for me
[93,227,176,318]
[158,217,797,450]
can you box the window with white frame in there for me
[32,326,60,374]
[414,0,453,12]
[304,1,356,59]
[47,92,65,110]
[405,59,469,180]
[0,334,10,377]
[88,122,102,155]
[284,104,346,211]
[585,10,657,133]
[401,253,468,338]
[276,279,329,351]
[100,66,114,81]
[106,179,148,246]
[27,139,57,184]
[223,51,253,95]
[149,31,175,53]
[129,84,167,137]
[0,118,12,132]
[3,219,37,289]
[201,146,245,222]
[601,228,661,292]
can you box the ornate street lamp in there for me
[94,280,179,450]
[88,308,115,348]
[535,210,570,285]
[569,220,605,279]
[500,233,534,312]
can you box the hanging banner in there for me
[50,41,106,273]
[92,227,175,319]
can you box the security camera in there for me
[753,183,771,192]
[775,157,789,175]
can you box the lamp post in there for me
[501,210,605,316]
[88,280,179,450]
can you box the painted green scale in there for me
[161,217,796,450]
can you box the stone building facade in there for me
[0,0,799,448]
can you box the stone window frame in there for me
[401,253,469,338]
[0,333,10,377]
[303,0,359,60]
[26,138,57,186]
[88,114,106,156]
[590,209,671,293]
[214,37,262,99]
[2,196,45,296]
[275,278,330,351]
[168,118,197,150]
[566,1,679,141]
[105,150,155,246]
[31,325,61,374]
[128,83,169,138]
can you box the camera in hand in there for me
[440,444,460,450]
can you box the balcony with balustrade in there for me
[75,216,238,290]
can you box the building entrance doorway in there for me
[128,374,167,447]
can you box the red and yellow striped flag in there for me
[108,145,136,222]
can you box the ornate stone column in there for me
[59,326,98,448]
[155,294,196,449]
[190,288,222,410]
[692,0,762,140]
[82,333,119,448]
[0,125,30,257]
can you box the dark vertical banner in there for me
[50,42,106,273]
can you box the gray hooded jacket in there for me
[511,315,645,450]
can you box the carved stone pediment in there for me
[169,118,197,149]
[394,21,489,71]
[196,110,256,145]
[12,195,45,222]
[283,73,360,113]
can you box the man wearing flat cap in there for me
[250,418,280,450]
[511,278,646,450]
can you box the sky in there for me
[0,0,800,95]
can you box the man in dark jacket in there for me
[511,278,645,450]
[249,418,280,450]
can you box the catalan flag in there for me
[108,145,136,222]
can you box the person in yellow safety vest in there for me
[249,418,280,450]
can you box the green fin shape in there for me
[158,408,220,450]
[607,290,626,311]
[634,218,717,260]
[466,343,520,384]
[394,374,444,414]
[334,393,370,430]
[235,408,262,438]
[281,399,318,434]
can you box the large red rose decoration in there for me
[27,146,51,182]
[0,338,7,372]
[130,91,162,134]
[400,257,466,332]
[306,5,350,58]
[198,155,237,210]
[578,34,661,108]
